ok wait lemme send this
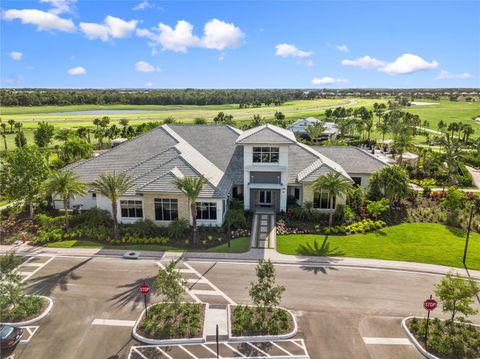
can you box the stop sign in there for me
[139,283,150,295]
[424,298,437,311]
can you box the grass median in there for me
[277,223,480,270]
[46,236,251,253]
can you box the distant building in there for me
[289,117,339,140]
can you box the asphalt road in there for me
[3,255,479,359]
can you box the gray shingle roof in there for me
[310,146,388,174]
[235,124,296,144]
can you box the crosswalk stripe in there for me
[92,319,136,327]
[363,337,412,345]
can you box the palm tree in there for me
[392,127,413,165]
[55,128,72,144]
[306,122,325,142]
[441,134,464,184]
[119,119,129,128]
[1,123,7,150]
[7,119,15,133]
[313,172,351,227]
[174,176,208,245]
[43,170,86,228]
[92,172,134,239]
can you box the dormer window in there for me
[253,147,279,163]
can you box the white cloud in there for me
[2,9,75,32]
[312,76,348,85]
[145,82,154,87]
[336,44,348,52]
[135,61,161,73]
[9,51,23,60]
[201,19,244,50]
[156,20,200,52]
[436,70,473,80]
[133,0,151,10]
[275,43,312,58]
[218,52,226,62]
[3,75,23,84]
[380,53,439,75]
[304,59,314,67]
[40,0,76,15]
[137,19,244,53]
[67,66,86,75]
[341,55,385,69]
[80,15,138,42]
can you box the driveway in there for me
[4,255,479,359]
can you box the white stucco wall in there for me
[53,192,97,210]
[242,144,289,212]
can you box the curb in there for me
[401,316,480,359]
[1,296,53,327]
[227,304,298,342]
[132,302,208,345]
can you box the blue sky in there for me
[1,0,479,88]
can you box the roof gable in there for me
[235,124,296,144]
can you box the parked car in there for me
[0,325,23,349]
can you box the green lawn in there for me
[277,223,480,270]
[46,236,251,253]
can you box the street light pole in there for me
[463,204,475,265]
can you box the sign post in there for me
[216,324,219,359]
[423,295,437,350]
[139,282,150,319]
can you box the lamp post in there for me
[463,204,475,265]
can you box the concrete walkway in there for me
[466,165,480,188]
[251,212,276,249]
[2,243,479,280]
[204,305,228,341]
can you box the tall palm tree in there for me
[43,170,86,228]
[441,134,464,184]
[92,172,134,239]
[174,176,208,245]
[306,122,325,142]
[392,127,413,165]
[7,119,15,133]
[313,172,352,227]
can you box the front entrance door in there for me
[258,190,272,207]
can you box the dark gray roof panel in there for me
[310,146,388,174]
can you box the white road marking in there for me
[19,262,44,267]
[16,256,55,282]
[201,343,218,356]
[19,326,39,344]
[132,347,148,359]
[189,289,223,296]
[183,262,236,305]
[224,342,246,357]
[247,342,271,357]
[179,345,199,358]
[271,341,293,356]
[363,337,412,345]
[156,347,174,359]
[91,319,136,327]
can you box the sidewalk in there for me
[2,243,479,280]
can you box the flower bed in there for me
[231,305,293,337]
[0,295,47,323]
[407,317,480,359]
[137,303,205,340]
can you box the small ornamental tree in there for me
[435,272,479,333]
[0,252,24,311]
[154,260,186,311]
[249,259,285,311]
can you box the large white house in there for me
[60,124,387,226]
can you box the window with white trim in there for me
[154,198,178,221]
[120,200,143,218]
[196,202,217,220]
[252,147,279,163]
[313,192,336,209]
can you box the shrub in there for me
[121,219,158,238]
[168,219,190,240]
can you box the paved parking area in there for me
[129,339,309,359]
[4,255,477,359]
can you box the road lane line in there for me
[91,319,136,327]
[363,337,412,345]
[20,256,55,282]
